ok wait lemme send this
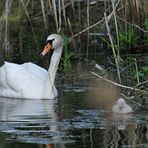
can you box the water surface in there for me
[0,62,148,148]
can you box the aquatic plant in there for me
[143,15,148,44]
[62,35,73,71]
[119,26,139,50]
[131,66,148,79]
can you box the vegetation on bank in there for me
[0,0,147,96]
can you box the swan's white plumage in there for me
[0,62,51,99]
[0,34,63,99]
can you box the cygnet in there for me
[112,98,133,114]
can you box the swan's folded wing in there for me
[2,62,48,98]
[22,62,48,81]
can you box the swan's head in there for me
[41,34,63,56]
[116,98,126,109]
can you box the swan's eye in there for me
[45,39,55,48]
[48,39,55,45]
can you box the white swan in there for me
[0,34,63,99]
[112,98,133,114]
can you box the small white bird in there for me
[112,98,133,114]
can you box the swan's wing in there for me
[23,63,58,99]
[0,62,22,97]
[22,62,48,81]
[0,62,48,98]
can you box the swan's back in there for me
[22,62,47,80]
[0,62,49,99]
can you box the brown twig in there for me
[91,72,147,93]
[121,93,145,109]
[117,15,148,33]
[128,80,148,95]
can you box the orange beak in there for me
[41,42,52,56]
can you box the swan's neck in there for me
[48,46,63,86]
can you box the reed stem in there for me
[111,0,120,61]
[52,0,59,32]
[40,0,48,34]
[86,0,90,59]
[134,58,140,84]
[20,0,37,43]
[104,12,121,84]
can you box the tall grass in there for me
[0,0,147,72]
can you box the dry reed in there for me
[67,18,76,50]
[52,0,59,32]
[58,0,61,31]
[86,0,90,59]
[20,0,37,43]
[134,59,140,84]
[40,0,48,34]
[104,12,121,84]
[61,0,67,28]
[111,0,120,61]
[3,0,13,54]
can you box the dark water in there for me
[0,62,148,148]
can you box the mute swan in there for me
[112,98,133,114]
[0,34,63,99]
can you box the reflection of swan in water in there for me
[0,97,57,126]
[112,98,133,114]
[0,97,65,145]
